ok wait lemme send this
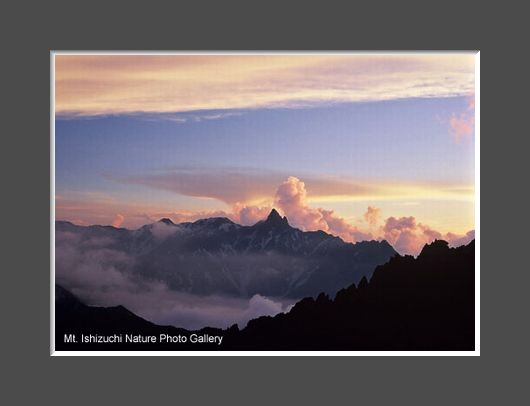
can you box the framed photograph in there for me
[51,52,479,355]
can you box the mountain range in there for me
[55,239,475,351]
[56,209,396,299]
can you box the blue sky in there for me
[56,96,473,195]
[54,54,476,254]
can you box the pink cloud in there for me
[274,176,371,243]
[320,209,372,242]
[382,215,474,255]
[57,177,474,256]
[111,213,125,228]
[364,206,381,226]
[232,203,272,226]
[383,216,424,254]
[445,230,475,247]
[449,94,475,141]
[450,113,474,140]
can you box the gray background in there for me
[2,0,526,404]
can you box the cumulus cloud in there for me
[57,176,474,256]
[274,176,372,243]
[56,177,475,330]
[111,213,124,228]
[383,216,426,255]
[275,176,326,230]
[58,169,473,230]
[364,206,381,226]
[445,230,475,247]
[129,177,474,254]
[232,203,272,225]
[382,215,474,255]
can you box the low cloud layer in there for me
[56,230,294,330]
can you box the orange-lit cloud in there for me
[55,54,475,116]
[232,203,272,225]
[117,169,285,205]
[274,176,371,242]
[382,215,474,255]
[116,168,474,206]
[56,176,474,256]
[364,206,381,226]
[111,213,125,228]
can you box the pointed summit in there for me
[158,218,175,225]
[267,208,282,221]
[263,209,289,227]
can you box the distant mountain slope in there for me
[55,239,475,351]
[56,209,397,298]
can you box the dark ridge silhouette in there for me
[262,208,290,228]
[55,285,224,351]
[233,239,475,350]
[158,218,175,225]
[55,239,474,351]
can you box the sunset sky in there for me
[54,53,476,255]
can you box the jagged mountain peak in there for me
[267,208,281,220]
[56,213,398,299]
[419,239,450,257]
[262,208,289,228]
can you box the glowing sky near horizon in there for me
[54,54,476,254]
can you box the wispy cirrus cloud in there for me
[139,111,244,124]
[55,54,475,117]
